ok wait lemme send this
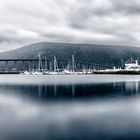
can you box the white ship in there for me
[124,58,140,71]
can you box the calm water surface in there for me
[0,74,140,140]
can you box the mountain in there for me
[0,42,140,67]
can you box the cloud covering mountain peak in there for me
[0,0,140,51]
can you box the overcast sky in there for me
[0,0,140,52]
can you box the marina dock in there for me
[0,56,139,75]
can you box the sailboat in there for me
[48,56,59,75]
[31,55,43,75]
[62,55,77,75]
[43,56,49,74]
[22,61,31,75]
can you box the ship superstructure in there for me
[125,57,140,71]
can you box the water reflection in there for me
[0,75,140,140]
[1,81,140,100]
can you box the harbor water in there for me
[0,74,140,140]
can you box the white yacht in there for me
[62,55,77,75]
[31,71,43,75]
[62,69,75,75]
[23,70,31,75]
[22,61,31,75]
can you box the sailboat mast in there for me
[33,63,35,72]
[53,56,59,72]
[54,56,57,72]
[29,61,31,72]
[38,55,41,71]
[45,56,47,70]
[131,56,133,64]
[38,54,43,71]
[72,55,76,72]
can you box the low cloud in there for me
[0,0,140,51]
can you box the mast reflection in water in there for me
[0,75,140,140]
[2,81,140,100]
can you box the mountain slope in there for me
[0,42,140,66]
